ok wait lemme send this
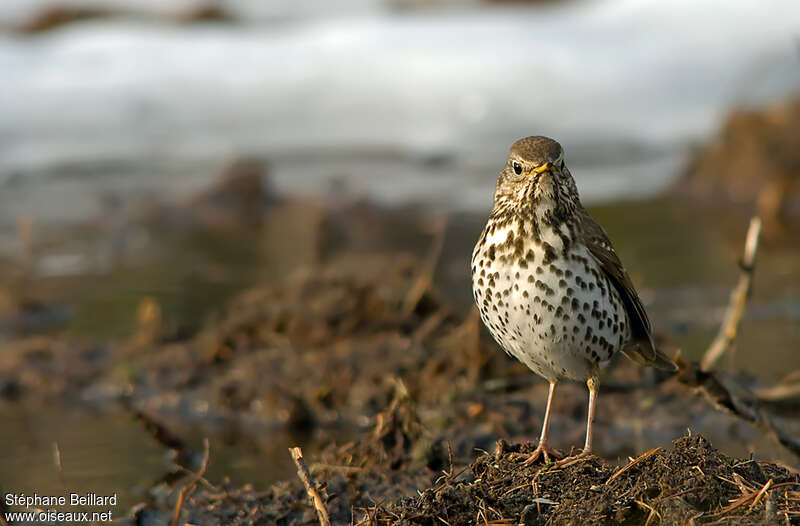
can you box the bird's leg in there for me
[514,381,563,465]
[557,375,598,466]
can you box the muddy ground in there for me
[141,413,800,526]
[1,97,799,524]
[2,214,800,525]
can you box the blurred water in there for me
[0,0,799,228]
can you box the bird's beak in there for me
[529,162,552,176]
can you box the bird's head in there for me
[493,136,580,219]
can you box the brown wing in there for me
[577,208,677,372]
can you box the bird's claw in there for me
[512,442,563,466]
[555,449,593,467]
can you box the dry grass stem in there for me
[605,447,660,485]
[52,442,67,491]
[171,438,210,526]
[750,478,774,511]
[634,499,660,526]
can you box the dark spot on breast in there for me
[542,243,557,265]
[514,237,524,257]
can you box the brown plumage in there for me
[576,206,676,371]
[471,136,676,465]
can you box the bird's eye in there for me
[512,161,522,175]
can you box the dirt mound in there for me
[379,434,799,525]
[132,393,800,526]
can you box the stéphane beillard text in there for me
[5,493,118,507]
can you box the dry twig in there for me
[171,438,210,526]
[53,442,67,491]
[750,478,774,511]
[634,499,660,526]
[605,447,660,485]
[717,481,799,516]
[701,216,761,371]
[676,216,800,455]
[290,446,332,526]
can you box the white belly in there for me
[472,238,630,382]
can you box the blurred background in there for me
[0,0,798,519]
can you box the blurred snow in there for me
[0,0,798,221]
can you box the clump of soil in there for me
[379,434,800,525]
[132,389,800,526]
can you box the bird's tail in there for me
[622,341,678,372]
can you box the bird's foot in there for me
[512,442,563,466]
[555,449,593,467]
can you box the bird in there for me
[471,136,676,464]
